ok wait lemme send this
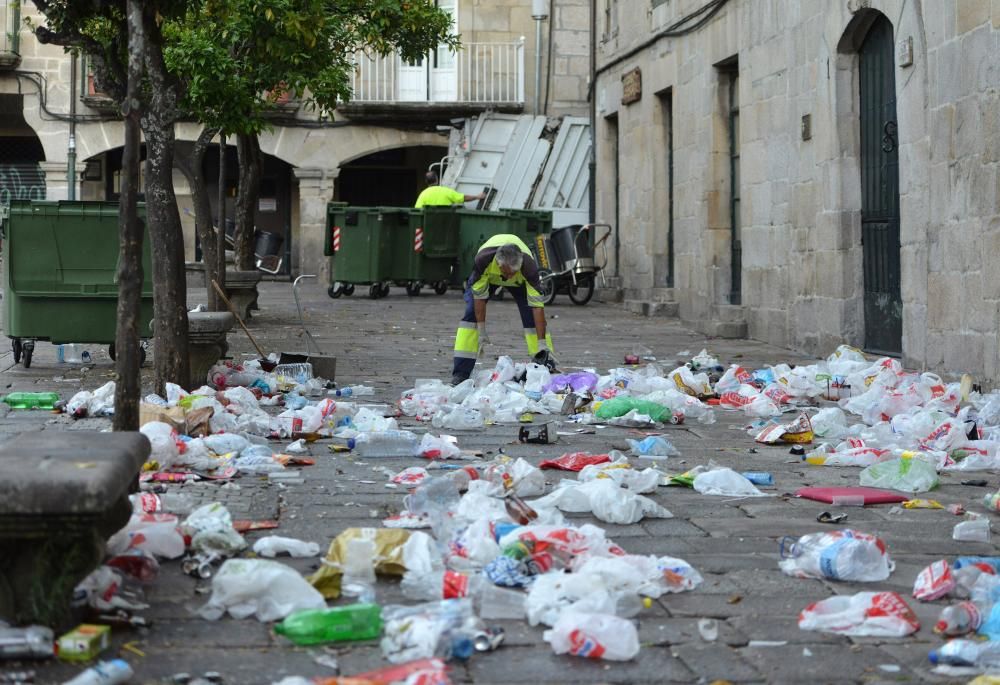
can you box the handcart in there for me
[532,223,612,306]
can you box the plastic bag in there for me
[578,459,661,494]
[140,421,181,467]
[307,528,410,599]
[380,598,478,663]
[419,433,463,460]
[811,407,849,439]
[593,398,672,423]
[107,512,185,559]
[859,455,939,493]
[755,412,814,444]
[199,558,326,621]
[533,478,672,524]
[543,612,640,660]
[798,591,919,637]
[182,503,247,557]
[692,468,768,497]
[252,536,320,558]
[539,452,611,471]
[669,366,714,399]
[913,559,956,601]
[627,436,680,459]
[483,457,546,498]
[543,371,600,394]
[779,529,893,582]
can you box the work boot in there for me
[451,372,469,387]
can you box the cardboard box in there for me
[57,624,110,662]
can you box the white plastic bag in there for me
[779,529,894,582]
[252,536,320,558]
[578,459,660,494]
[182,503,246,557]
[533,478,672,524]
[140,421,180,467]
[106,513,185,559]
[859,456,939,493]
[543,612,640,660]
[199,558,326,621]
[693,468,768,497]
[798,591,919,637]
[418,433,463,460]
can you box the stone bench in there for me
[0,431,150,627]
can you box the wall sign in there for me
[621,68,642,105]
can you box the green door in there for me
[859,15,902,355]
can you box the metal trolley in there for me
[531,223,612,306]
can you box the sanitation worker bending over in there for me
[451,234,556,385]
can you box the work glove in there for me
[477,322,491,357]
[533,348,559,374]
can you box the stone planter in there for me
[224,270,262,320]
[188,311,235,389]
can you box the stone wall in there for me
[593,0,1000,383]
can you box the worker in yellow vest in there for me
[451,234,556,385]
[414,170,484,208]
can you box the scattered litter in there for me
[798,592,919,637]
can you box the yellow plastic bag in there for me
[307,528,410,599]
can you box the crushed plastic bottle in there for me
[935,600,988,636]
[1,392,60,410]
[929,638,1000,667]
[333,385,375,397]
[348,430,420,457]
[0,625,54,659]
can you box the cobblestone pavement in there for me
[5,281,990,684]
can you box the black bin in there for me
[549,225,596,274]
[254,230,285,258]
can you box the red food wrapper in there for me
[539,452,612,471]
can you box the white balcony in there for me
[349,40,525,105]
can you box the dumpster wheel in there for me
[328,283,344,299]
[433,281,449,295]
[21,341,33,369]
[11,339,21,364]
[343,284,355,296]
[405,282,422,297]
[378,282,391,298]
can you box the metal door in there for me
[859,15,902,354]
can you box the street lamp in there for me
[532,0,549,116]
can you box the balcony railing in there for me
[0,0,21,68]
[350,40,525,104]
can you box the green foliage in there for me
[163,0,459,135]
[33,0,459,136]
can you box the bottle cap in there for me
[347,438,356,449]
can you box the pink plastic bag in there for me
[798,591,919,637]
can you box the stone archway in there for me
[0,93,47,202]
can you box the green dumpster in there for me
[1,200,154,368]
[391,207,459,296]
[452,209,552,286]
[325,206,405,299]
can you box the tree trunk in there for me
[176,126,222,311]
[217,135,227,293]
[140,7,190,394]
[233,133,261,271]
[112,0,146,432]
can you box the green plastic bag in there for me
[593,397,672,423]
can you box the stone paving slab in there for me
[6,282,995,683]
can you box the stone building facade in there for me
[0,0,589,280]
[593,0,1000,382]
